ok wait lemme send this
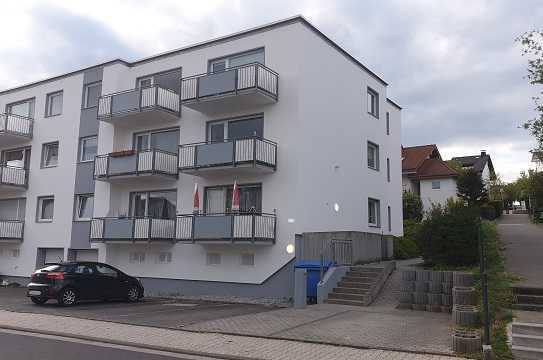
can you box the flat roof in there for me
[0,15,393,99]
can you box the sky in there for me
[0,0,541,182]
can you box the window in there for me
[208,48,264,72]
[432,181,441,189]
[241,253,255,266]
[205,184,262,213]
[135,128,179,153]
[206,253,221,265]
[368,198,381,227]
[129,252,146,264]
[11,249,20,258]
[73,264,94,275]
[7,99,34,118]
[37,196,54,222]
[386,112,390,135]
[387,158,391,182]
[156,252,172,264]
[95,264,119,277]
[45,91,63,117]
[41,142,59,168]
[79,136,97,162]
[367,87,379,118]
[137,77,153,88]
[75,194,94,221]
[83,82,101,108]
[207,115,264,142]
[387,206,392,232]
[0,198,25,220]
[367,142,380,170]
[130,190,177,219]
[3,148,30,169]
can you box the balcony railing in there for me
[0,166,28,188]
[178,137,277,173]
[181,63,278,106]
[90,217,175,242]
[0,220,24,241]
[176,212,276,244]
[94,149,178,180]
[97,85,180,120]
[0,113,33,139]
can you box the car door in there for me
[71,264,100,300]
[94,264,126,299]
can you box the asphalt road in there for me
[0,328,223,360]
[0,287,275,329]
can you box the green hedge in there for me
[394,220,421,259]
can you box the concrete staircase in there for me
[513,287,543,312]
[326,267,382,306]
[512,322,543,360]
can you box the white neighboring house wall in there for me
[419,178,457,212]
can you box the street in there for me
[0,328,224,360]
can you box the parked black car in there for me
[27,262,144,306]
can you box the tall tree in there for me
[456,169,488,206]
[518,31,543,150]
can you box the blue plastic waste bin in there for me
[295,260,333,299]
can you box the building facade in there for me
[0,16,402,299]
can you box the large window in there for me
[205,184,262,213]
[6,99,34,118]
[3,148,30,169]
[367,141,380,170]
[368,198,380,227]
[367,87,379,118]
[209,48,264,72]
[83,82,101,108]
[135,128,179,153]
[130,190,177,219]
[207,115,264,142]
[75,194,94,221]
[79,136,97,162]
[37,196,55,222]
[41,142,59,168]
[45,91,63,117]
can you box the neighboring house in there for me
[402,145,459,211]
[0,16,402,300]
[451,150,495,183]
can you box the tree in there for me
[456,168,488,206]
[403,191,423,221]
[517,31,543,151]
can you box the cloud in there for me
[0,0,541,181]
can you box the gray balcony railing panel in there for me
[0,114,33,138]
[103,218,133,239]
[98,86,180,119]
[108,155,138,175]
[0,220,24,240]
[196,142,234,167]
[198,70,237,98]
[194,216,233,239]
[94,150,178,179]
[0,166,27,187]
[111,89,141,114]
[91,217,176,241]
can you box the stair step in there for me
[513,323,543,337]
[514,287,543,296]
[326,298,367,306]
[328,292,368,301]
[513,303,543,312]
[337,281,373,288]
[517,295,543,305]
[513,334,543,349]
[512,345,543,360]
[343,275,376,282]
[349,267,382,274]
[333,286,369,294]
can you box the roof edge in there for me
[386,98,402,109]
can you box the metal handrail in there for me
[0,113,34,136]
[179,136,277,148]
[95,148,179,159]
[177,212,276,217]
[181,62,279,80]
[98,84,178,98]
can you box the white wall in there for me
[419,178,457,211]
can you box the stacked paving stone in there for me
[398,269,454,313]
[450,272,481,355]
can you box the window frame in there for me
[367,87,379,118]
[156,252,172,264]
[133,127,179,152]
[83,82,102,109]
[74,194,94,221]
[78,136,98,163]
[45,91,63,117]
[41,141,59,168]
[129,252,146,264]
[431,180,441,190]
[386,112,390,135]
[368,197,381,228]
[6,98,35,118]
[367,141,380,171]
[129,189,177,219]
[206,252,221,265]
[387,157,391,182]
[203,183,262,214]
[137,76,154,88]
[241,253,255,266]
[387,205,392,232]
[36,195,55,223]
[207,47,265,72]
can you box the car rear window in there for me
[40,264,69,272]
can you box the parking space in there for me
[0,287,276,329]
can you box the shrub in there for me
[417,202,479,266]
[394,220,421,259]
[480,203,497,220]
[403,191,423,221]
[488,200,504,218]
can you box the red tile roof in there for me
[402,145,440,172]
[416,158,459,179]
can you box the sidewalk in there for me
[0,309,460,360]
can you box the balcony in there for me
[0,220,24,242]
[0,113,33,146]
[90,217,175,242]
[97,85,180,125]
[0,166,28,191]
[176,212,276,244]
[181,63,278,114]
[178,137,277,176]
[94,149,178,183]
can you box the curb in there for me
[0,324,264,360]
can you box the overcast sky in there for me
[1,0,540,181]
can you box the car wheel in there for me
[126,286,140,302]
[58,288,77,306]
[30,296,47,305]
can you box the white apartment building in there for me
[0,16,402,300]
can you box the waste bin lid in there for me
[294,260,333,269]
